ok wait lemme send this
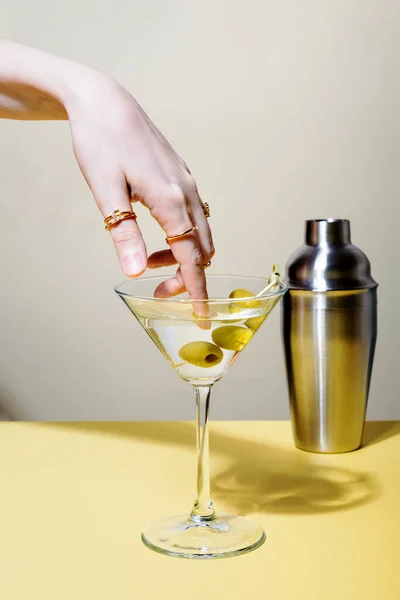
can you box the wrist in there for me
[57,61,119,118]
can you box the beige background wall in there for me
[0,0,398,420]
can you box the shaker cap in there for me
[285,219,377,291]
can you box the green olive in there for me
[228,288,260,313]
[245,315,267,331]
[179,341,223,368]
[212,325,253,352]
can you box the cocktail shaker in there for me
[282,219,378,453]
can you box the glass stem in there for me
[190,385,216,522]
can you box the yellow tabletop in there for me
[0,421,399,600]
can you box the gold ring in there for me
[203,261,211,268]
[203,202,210,218]
[165,226,198,244]
[104,209,137,230]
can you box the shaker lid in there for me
[285,219,378,291]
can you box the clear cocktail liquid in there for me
[125,297,278,385]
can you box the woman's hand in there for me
[67,74,214,300]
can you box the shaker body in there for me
[282,287,377,453]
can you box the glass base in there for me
[141,513,266,559]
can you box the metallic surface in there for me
[282,219,378,453]
[286,219,377,291]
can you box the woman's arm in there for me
[0,39,81,119]
[0,40,214,304]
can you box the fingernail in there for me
[122,253,145,275]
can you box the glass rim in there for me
[114,274,287,304]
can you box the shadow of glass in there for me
[40,421,379,516]
[362,421,400,447]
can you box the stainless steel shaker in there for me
[282,219,378,453]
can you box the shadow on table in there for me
[42,422,380,517]
[362,421,400,447]
[210,434,378,516]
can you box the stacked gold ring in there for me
[104,209,137,230]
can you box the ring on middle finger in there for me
[165,225,198,244]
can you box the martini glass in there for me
[115,274,287,559]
